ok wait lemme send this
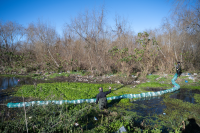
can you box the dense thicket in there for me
[0,0,199,76]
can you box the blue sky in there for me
[0,0,173,37]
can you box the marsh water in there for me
[0,76,199,115]
[0,76,55,103]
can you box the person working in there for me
[176,61,182,77]
[96,87,111,110]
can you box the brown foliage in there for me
[0,3,199,75]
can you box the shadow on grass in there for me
[183,118,200,133]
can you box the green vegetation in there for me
[14,79,177,101]
[0,101,173,133]
[146,74,160,81]
[14,82,123,100]
[48,72,70,79]
[137,82,171,89]
[181,84,200,90]
[194,94,200,104]
[1,73,200,132]
[15,81,162,100]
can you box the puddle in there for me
[128,96,166,117]
[126,88,200,117]
[170,88,200,104]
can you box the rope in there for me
[6,73,180,108]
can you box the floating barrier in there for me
[6,73,180,108]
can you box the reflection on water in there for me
[170,89,200,103]
[0,77,19,90]
[127,89,200,117]
[129,96,166,117]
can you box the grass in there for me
[194,94,200,104]
[48,72,70,79]
[146,75,160,81]
[180,84,200,90]
[14,82,123,100]
[137,82,171,89]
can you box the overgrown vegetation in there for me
[14,82,159,100]
[0,0,199,76]
[0,73,200,132]
[2,91,200,133]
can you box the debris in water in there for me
[116,125,127,133]
[74,123,79,126]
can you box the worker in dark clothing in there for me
[96,87,111,110]
[176,62,182,77]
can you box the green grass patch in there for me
[48,72,70,78]
[116,99,133,108]
[136,82,171,89]
[181,84,200,90]
[146,75,160,81]
[194,94,200,104]
[15,79,173,101]
[14,79,175,101]
[14,82,123,100]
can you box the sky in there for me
[0,0,173,37]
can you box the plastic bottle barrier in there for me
[6,73,180,108]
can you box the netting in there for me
[6,73,180,108]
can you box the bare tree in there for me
[0,21,24,66]
[26,20,59,68]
